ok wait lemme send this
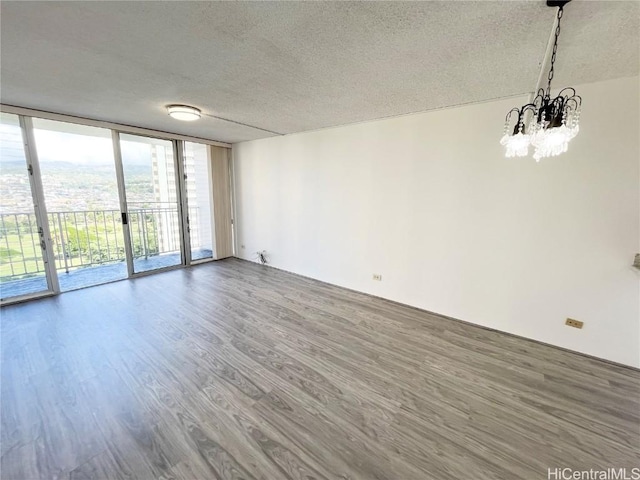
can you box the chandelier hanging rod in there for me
[529,1,568,104]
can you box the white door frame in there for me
[11,116,60,299]
[111,130,135,279]
[175,140,192,266]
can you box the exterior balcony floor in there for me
[0,249,212,300]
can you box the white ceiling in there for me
[1,1,638,144]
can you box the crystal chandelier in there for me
[501,0,582,161]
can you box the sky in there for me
[33,129,152,166]
[0,119,156,167]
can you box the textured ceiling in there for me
[1,1,638,144]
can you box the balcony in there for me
[0,204,212,299]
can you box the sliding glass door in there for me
[0,113,55,301]
[32,118,127,292]
[1,109,223,303]
[118,133,184,274]
[183,141,214,262]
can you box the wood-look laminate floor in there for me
[1,258,638,480]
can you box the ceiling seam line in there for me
[203,114,283,136]
[274,92,533,139]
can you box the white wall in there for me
[233,76,640,368]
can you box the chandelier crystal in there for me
[501,1,582,161]
[500,108,531,157]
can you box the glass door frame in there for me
[21,116,60,295]
[112,131,191,278]
[181,140,217,265]
[111,130,135,278]
[175,139,192,266]
[1,115,60,305]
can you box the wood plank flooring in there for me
[1,258,638,479]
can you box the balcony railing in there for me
[0,203,201,283]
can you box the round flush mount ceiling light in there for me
[167,105,201,121]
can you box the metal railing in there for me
[0,212,46,280]
[0,203,200,282]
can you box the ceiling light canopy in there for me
[501,1,581,162]
[167,105,201,121]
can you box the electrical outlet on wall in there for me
[372,274,382,281]
[565,318,584,329]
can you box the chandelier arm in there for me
[565,96,581,110]
[505,108,521,123]
[564,99,577,111]
[520,104,538,129]
[530,93,544,113]
[521,104,538,119]
[556,87,576,99]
